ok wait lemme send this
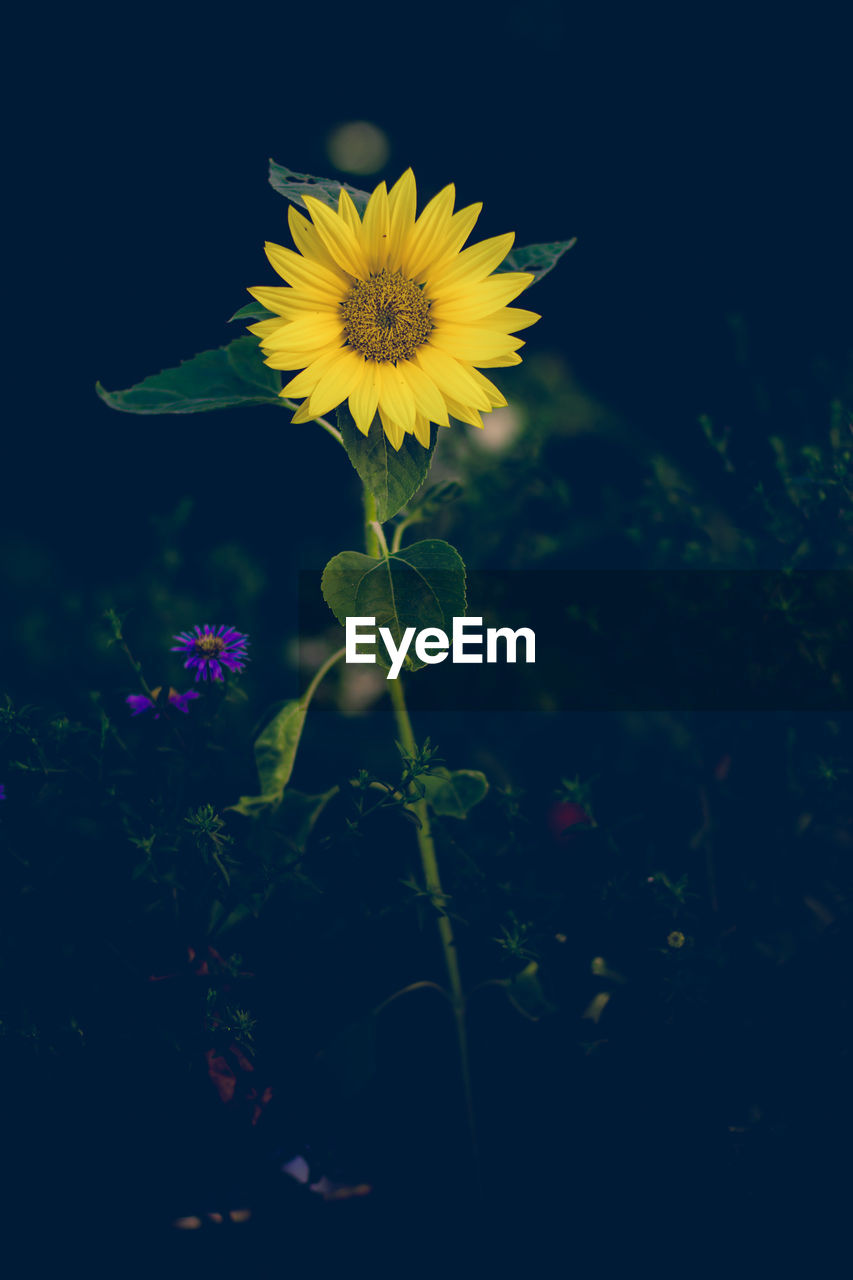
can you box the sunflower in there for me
[246,170,539,450]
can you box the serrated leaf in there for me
[497,239,577,283]
[505,961,557,1021]
[96,336,281,415]
[230,301,274,323]
[268,160,371,215]
[338,403,438,521]
[321,539,466,672]
[421,768,488,818]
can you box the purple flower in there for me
[126,686,201,718]
[0,783,6,801]
[171,624,250,682]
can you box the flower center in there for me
[195,635,226,657]
[340,270,432,362]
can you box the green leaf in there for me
[421,768,489,818]
[228,698,310,815]
[268,159,371,215]
[505,961,557,1021]
[321,539,466,672]
[497,239,577,283]
[229,301,274,323]
[319,1015,377,1097]
[338,403,438,521]
[96,336,281,415]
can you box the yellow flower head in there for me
[247,170,539,450]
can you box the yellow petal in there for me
[263,348,327,371]
[337,188,362,233]
[413,345,492,412]
[386,169,417,272]
[422,202,482,279]
[443,395,485,428]
[288,398,316,423]
[361,181,390,273]
[287,205,346,277]
[247,317,290,338]
[248,293,339,325]
[476,306,541,332]
[375,362,416,431]
[378,406,406,451]
[402,184,456,281]
[428,323,524,363]
[261,314,345,352]
[429,273,535,321]
[398,359,450,426]
[427,232,515,292]
[349,360,379,434]
[247,285,312,317]
[303,195,371,279]
[475,351,523,368]
[308,348,364,418]
[464,365,507,408]
[281,347,347,398]
[412,412,432,447]
[264,242,349,297]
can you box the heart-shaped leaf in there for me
[338,404,438,522]
[321,539,466,672]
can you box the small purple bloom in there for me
[171,624,250,682]
[0,783,6,801]
[126,687,201,719]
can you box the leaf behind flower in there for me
[96,336,281,414]
[338,405,438,522]
[268,160,371,214]
[498,239,577,283]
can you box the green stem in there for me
[360,485,478,1182]
[280,398,344,447]
[363,489,381,557]
[390,518,413,554]
[303,646,346,704]
[387,671,477,1168]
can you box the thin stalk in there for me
[363,489,381,557]
[388,663,478,1170]
[361,485,478,1181]
[390,518,414,554]
[303,645,346,703]
[280,398,344,447]
[371,521,390,557]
